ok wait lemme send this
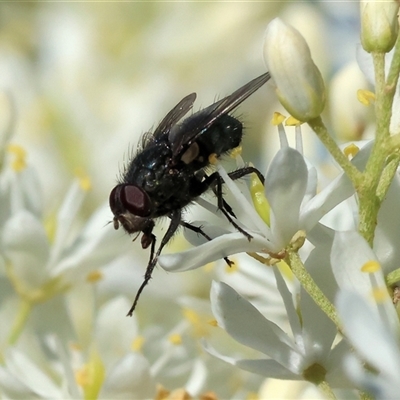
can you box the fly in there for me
[109,72,270,315]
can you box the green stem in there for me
[286,251,342,332]
[358,52,392,246]
[376,154,400,202]
[386,268,400,286]
[307,117,363,187]
[7,300,32,346]
[386,34,400,95]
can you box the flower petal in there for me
[266,148,308,247]
[331,231,379,298]
[100,353,156,399]
[336,290,400,378]
[158,232,271,272]
[2,210,50,288]
[210,281,302,371]
[203,340,298,380]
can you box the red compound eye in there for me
[109,184,151,217]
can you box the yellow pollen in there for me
[361,260,381,273]
[86,270,103,283]
[343,143,359,158]
[230,146,242,158]
[155,385,170,400]
[357,89,375,106]
[168,333,182,345]
[372,287,389,303]
[246,393,259,400]
[208,319,218,327]
[74,351,105,399]
[7,144,27,172]
[166,389,192,400]
[285,116,301,126]
[75,365,90,387]
[183,308,200,325]
[131,336,145,351]
[208,153,218,165]
[271,112,286,126]
[75,167,92,191]
[182,307,208,337]
[200,392,218,400]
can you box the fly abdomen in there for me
[196,114,243,158]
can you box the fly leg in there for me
[197,166,265,241]
[127,210,182,316]
[180,220,234,267]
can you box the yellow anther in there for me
[357,89,375,106]
[86,270,103,283]
[131,336,145,351]
[75,365,90,387]
[361,260,381,273]
[75,168,92,191]
[168,333,182,345]
[7,144,26,172]
[75,351,105,400]
[271,112,286,126]
[208,319,218,327]
[343,143,359,158]
[285,116,302,126]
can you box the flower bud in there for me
[263,18,325,122]
[360,0,399,53]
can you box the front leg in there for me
[127,210,182,316]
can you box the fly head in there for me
[109,184,153,234]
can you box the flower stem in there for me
[7,299,32,345]
[307,116,362,187]
[286,250,342,332]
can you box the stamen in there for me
[86,270,103,283]
[7,144,26,172]
[168,333,182,345]
[132,336,145,351]
[361,260,381,273]
[343,143,359,159]
[357,89,375,106]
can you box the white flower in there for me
[336,290,400,399]
[204,277,351,387]
[0,147,132,307]
[159,126,353,273]
[0,297,157,399]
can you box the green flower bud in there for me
[360,0,399,53]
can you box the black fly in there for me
[110,72,270,315]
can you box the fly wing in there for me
[152,93,197,140]
[169,72,270,156]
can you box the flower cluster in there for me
[159,6,400,398]
[2,2,400,399]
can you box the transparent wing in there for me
[169,72,270,156]
[153,93,197,140]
